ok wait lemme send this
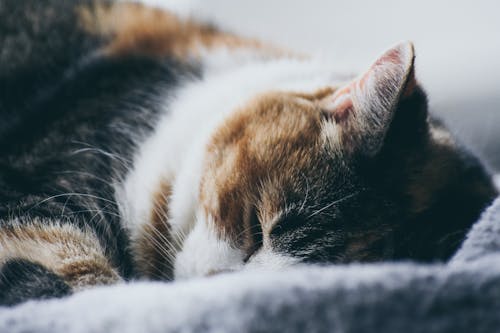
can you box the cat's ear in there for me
[322,41,423,157]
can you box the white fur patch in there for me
[245,249,299,271]
[119,47,355,279]
[174,213,244,279]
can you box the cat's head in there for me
[174,42,496,278]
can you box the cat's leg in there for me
[0,218,120,306]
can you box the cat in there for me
[0,0,497,306]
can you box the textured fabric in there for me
[1,197,500,333]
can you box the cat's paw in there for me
[0,222,121,298]
[0,259,71,306]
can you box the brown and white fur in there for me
[106,3,495,278]
[0,1,496,304]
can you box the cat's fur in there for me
[0,0,496,306]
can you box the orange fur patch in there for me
[199,91,336,248]
[78,2,283,59]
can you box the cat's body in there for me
[0,0,497,306]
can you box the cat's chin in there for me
[243,251,300,272]
[173,219,244,280]
[173,218,300,279]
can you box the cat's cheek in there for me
[173,217,244,280]
[244,249,299,271]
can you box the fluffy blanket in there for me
[1,197,500,333]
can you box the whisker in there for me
[150,222,179,256]
[55,170,116,189]
[64,209,122,219]
[307,192,359,219]
[30,192,117,210]
[146,228,175,262]
[299,172,311,214]
[70,141,132,165]
[141,228,176,279]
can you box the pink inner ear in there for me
[328,85,354,123]
[372,45,417,98]
[374,47,403,67]
[324,42,416,123]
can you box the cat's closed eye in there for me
[270,213,305,237]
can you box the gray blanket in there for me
[1,198,500,333]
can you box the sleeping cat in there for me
[0,0,497,305]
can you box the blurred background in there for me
[145,0,500,173]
